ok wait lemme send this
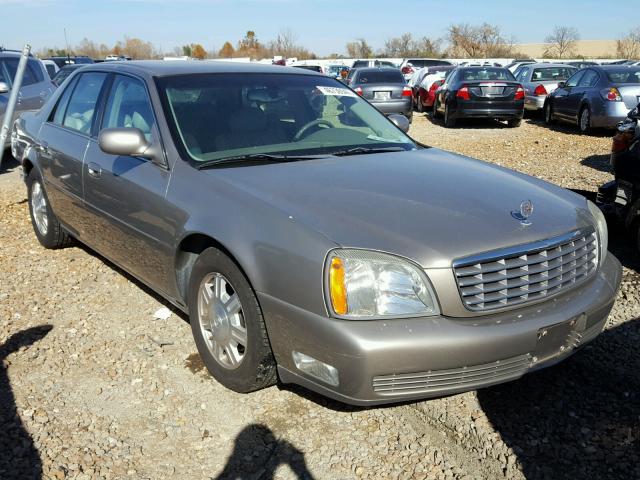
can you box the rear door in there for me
[565,69,599,120]
[82,73,174,292]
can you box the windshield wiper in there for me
[196,153,328,170]
[331,146,408,157]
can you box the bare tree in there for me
[544,26,580,59]
[346,38,372,58]
[446,23,513,58]
[617,27,640,59]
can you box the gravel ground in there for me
[1,114,639,480]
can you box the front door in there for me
[82,73,175,293]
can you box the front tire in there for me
[432,99,441,119]
[544,101,556,125]
[416,95,424,113]
[27,169,73,249]
[187,247,277,393]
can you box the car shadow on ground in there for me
[580,154,613,174]
[524,116,614,138]
[215,424,315,479]
[478,317,640,480]
[0,325,53,480]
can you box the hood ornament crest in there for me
[511,200,534,226]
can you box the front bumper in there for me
[261,253,622,405]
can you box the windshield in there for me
[531,67,576,81]
[605,68,640,84]
[407,60,451,68]
[157,73,416,163]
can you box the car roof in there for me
[73,60,323,78]
[596,65,640,71]
[353,67,401,74]
[524,63,578,69]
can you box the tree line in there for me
[34,25,640,61]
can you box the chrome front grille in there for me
[372,354,531,395]
[453,230,598,312]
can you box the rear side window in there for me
[565,70,585,87]
[62,72,108,135]
[356,70,404,84]
[605,69,640,84]
[102,75,156,142]
[50,75,79,125]
[578,70,599,88]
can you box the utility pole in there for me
[0,44,31,168]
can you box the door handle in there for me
[87,162,102,178]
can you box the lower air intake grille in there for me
[372,354,532,395]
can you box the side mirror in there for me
[0,82,9,94]
[557,81,566,89]
[98,127,152,157]
[388,114,410,133]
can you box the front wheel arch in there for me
[174,233,253,311]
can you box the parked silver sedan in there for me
[514,63,577,111]
[12,61,622,405]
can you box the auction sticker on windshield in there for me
[316,86,358,97]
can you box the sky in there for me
[0,0,638,57]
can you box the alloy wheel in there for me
[30,181,49,236]
[580,108,591,133]
[197,273,247,370]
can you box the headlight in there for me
[587,200,608,263]
[325,249,439,319]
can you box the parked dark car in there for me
[51,64,85,86]
[544,66,640,134]
[566,61,599,69]
[432,67,525,127]
[47,56,94,68]
[349,67,413,121]
[597,103,640,253]
[11,61,621,406]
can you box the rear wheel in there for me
[416,95,424,113]
[579,106,592,134]
[187,247,277,393]
[508,118,522,128]
[27,169,73,249]
[544,101,556,125]
[444,104,456,128]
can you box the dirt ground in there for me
[1,113,639,480]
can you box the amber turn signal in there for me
[329,257,348,315]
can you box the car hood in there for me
[210,148,593,268]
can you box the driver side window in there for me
[102,74,156,142]
[565,71,585,88]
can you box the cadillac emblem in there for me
[512,200,534,226]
